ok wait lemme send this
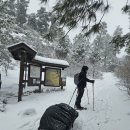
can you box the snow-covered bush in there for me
[0,99,7,112]
[115,55,130,94]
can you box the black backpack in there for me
[38,103,78,130]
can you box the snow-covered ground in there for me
[0,67,130,130]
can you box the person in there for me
[75,66,95,110]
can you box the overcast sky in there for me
[28,0,129,41]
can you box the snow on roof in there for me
[10,32,26,38]
[34,55,69,67]
[7,42,37,53]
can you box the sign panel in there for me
[28,64,41,86]
[44,67,61,87]
[30,65,41,78]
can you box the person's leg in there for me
[75,88,84,108]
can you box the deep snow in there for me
[0,67,130,130]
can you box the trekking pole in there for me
[86,86,89,104]
[92,83,95,111]
[69,87,77,105]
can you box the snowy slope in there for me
[0,68,130,130]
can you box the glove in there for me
[92,80,95,84]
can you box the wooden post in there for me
[39,66,42,92]
[18,51,25,102]
[61,85,63,90]
[92,83,95,111]
[0,73,1,89]
[60,77,63,90]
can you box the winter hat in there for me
[82,66,88,71]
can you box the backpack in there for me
[38,103,78,130]
[74,73,79,85]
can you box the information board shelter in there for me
[8,42,69,102]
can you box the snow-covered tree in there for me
[54,28,71,59]
[112,26,123,53]
[16,0,29,27]
[0,0,16,74]
[43,12,59,42]
[27,13,38,30]
[90,22,117,71]
[113,25,123,37]
[111,13,129,54]
[115,55,130,95]
[6,0,16,17]
[101,34,117,70]
[9,25,45,56]
[36,7,49,35]
[71,33,90,64]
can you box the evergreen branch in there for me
[99,11,105,23]
[40,0,48,3]
[122,0,130,13]
[61,6,89,39]
[62,26,74,40]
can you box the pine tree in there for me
[111,2,130,54]
[16,0,29,27]
[7,0,16,17]
[0,0,16,74]
[54,29,71,59]
[112,26,123,53]
[71,33,90,64]
[27,13,38,30]
[91,22,117,71]
[113,25,123,37]
[37,7,49,35]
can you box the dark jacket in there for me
[77,70,93,89]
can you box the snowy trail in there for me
[72,73,130,130]
[0,72,130,130]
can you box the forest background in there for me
[0,0,130,94]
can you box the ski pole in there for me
[69,87,77,105]
[92,83,95,111]
[86,86,89,104]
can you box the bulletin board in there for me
[28,64,41,86]
[44,67,61,87]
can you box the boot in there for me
[74,104,84,110]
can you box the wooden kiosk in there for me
[8,43,69,102]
